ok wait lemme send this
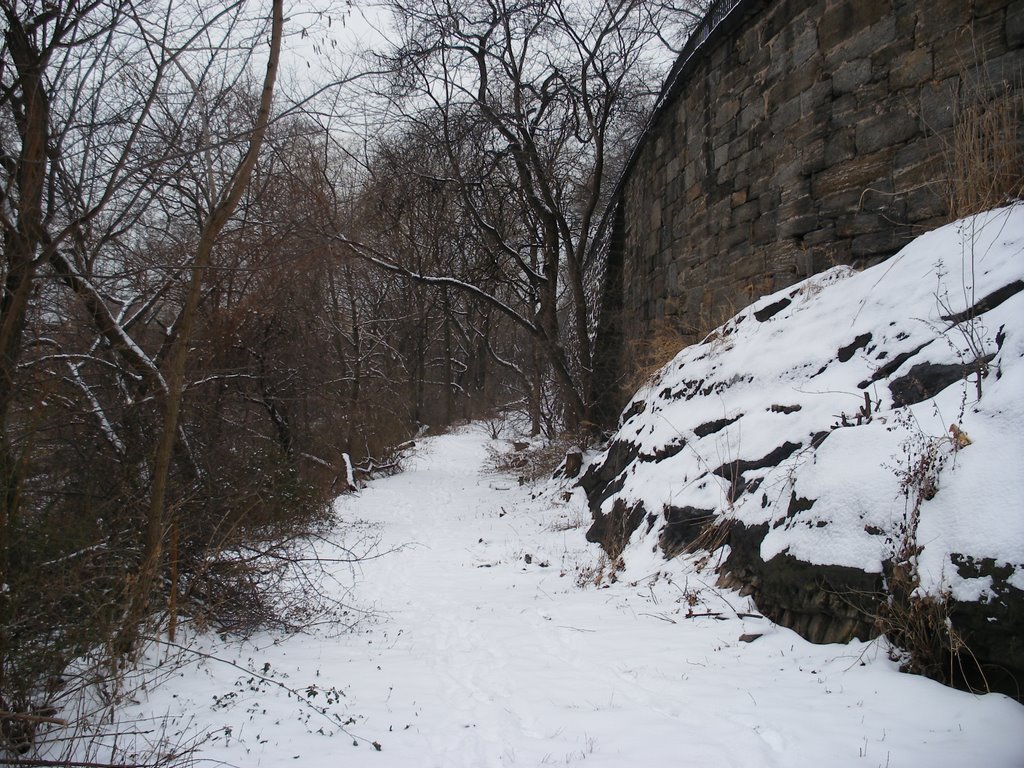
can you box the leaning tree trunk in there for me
[122,0,285,647]
[0,17,51,614]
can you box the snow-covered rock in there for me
[581,203,1024,697]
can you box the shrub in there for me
[625,320,689,393]
[876,409,985,691]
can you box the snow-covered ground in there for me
[586,204,1024,605]
[92,427,1023,767]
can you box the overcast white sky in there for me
[280,1,391,82]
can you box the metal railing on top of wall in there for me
[654,0,748,112]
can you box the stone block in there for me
[749,48,771,79]
[904,185,948,222]
[761,128,787,158]
[832,58,872,92]
[752,213,777,246]
[684,162,699,191]
[855,110,919,155]
[714,97,741,132]
[748,173,771,199]
[799,80,833,117]
[714,143,730,170]
[709,196,731,223]
[932,23,1003,80]
[811,150,892,200]
[890,48,933,90]
[779,188,816,214]
[892,0,918,38]
[667,176,682,206]
[711,118,732,151]
[1010,0,1024,47]
[730,134,751,163]
[914,0,970,43]
[829,90,858,119]
[817,187,872,215]
[775,153,806,185]
[891,160,940,199]
[796,136,826,174]
[918,76,959,132]
[666,157,681,182]
[851,80,890,109]
[824,128,857,164]
[738,100,765,133]
[779,212,820,239]
[968,52,1024,97]
[721,66,744,96]
[685,180,702,204]
[850,230,903,260]
[759,187,783,212]
[672,215,688,242]
[835,211,888,237]
[830,93,879,131]
[770,95,802,131]
[721,224,750,250]
[773,58,824,108]
[802,223,837,247]
[736,22,761,64]
[767,41,793,83]
[824,16,897,65]
[734,200,760,224]
[760,0,793,39]
[893,136,944,183]
[818,0,889,53]
[867,31,912,75]
[710,38,729,68]
[792,20,820,67]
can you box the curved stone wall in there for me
[592,0,1024,425]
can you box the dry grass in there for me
[547,508,588,532]
[625,320,690,392]
[574,554,626,588]
[686,516,732,556]
[487,433,587,484]
[872,406,988,692]
[945,74,1024,219]
[873,563,987,693]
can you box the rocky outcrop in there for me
[947,555,1024,698]
[580,207,1024,700]
[718,522,881,645]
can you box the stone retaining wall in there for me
[592,0,1023,425]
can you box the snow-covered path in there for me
[121,427,1024,767]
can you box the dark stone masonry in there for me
[592,0,1024,425]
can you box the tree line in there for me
[0,0,704,757]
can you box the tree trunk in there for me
[123,0,284,646]
[0,19,51,607]
[442,288,454,425]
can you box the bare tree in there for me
[122,0,285,643]
[344,0,678,430]
[0,0,302,751]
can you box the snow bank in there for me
[582,203,1024,691]
[62,427,1023,766]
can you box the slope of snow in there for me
[591,204,1024,602]
[58,426,1024,767]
